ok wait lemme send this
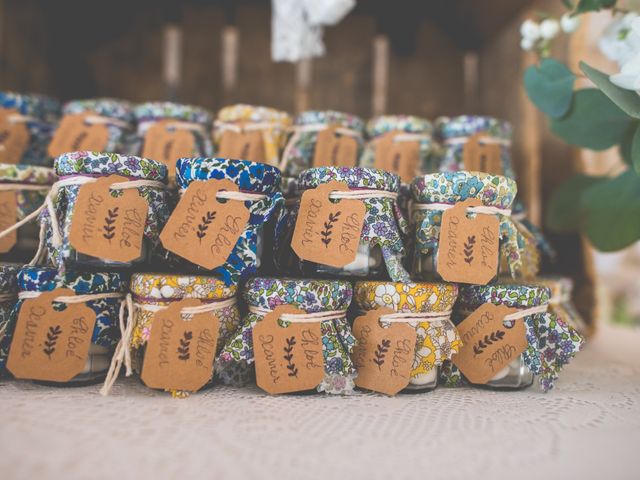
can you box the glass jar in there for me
[218,277,356,394]
[0,266,126,385]
[43,151,170,272]
[0,91,60,166]
[353,281,459,393]
[0,163,56,262]
[450,282,584,391]
[275,166,410,281]
[175,157,283,286]
[0,263,20,375]
[411,171,534,282]
[538,276,588,336]
[128,273,241,396]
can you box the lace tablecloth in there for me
[1,323,639,480]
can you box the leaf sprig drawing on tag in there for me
[196,211,216,242]
[373,339,391,370]
[473,330,505,355]
[283,336,298,378]
[177,331,193,361]
[464,235,476,264]
[163,139,174,161]
[103,207,119,242]
[43,325,62,359]
[321,211,341,247]
[71,131,89,151]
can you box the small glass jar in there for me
[538,276,588,336]
[175,157,283,286]
[213,104,291,167]
[0,266,126,385]
[0,163,56,262]
[62,98,134,154]
[217,277,357,394]
[353,281,459,393]
[129,273,241,395]
[43,151,170,272]
[0,263,20,375]
[276,166,410,281]
[0,91,60,166]
[411,171,533,282]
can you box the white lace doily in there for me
[1,323,639,480]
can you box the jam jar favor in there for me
[538,276,588,336]
[353,281,460,393]
[218,277,356,394]
[41,151,170,272]
[175,157,283,285]
[276,167,410,281]
[0,263,20,373]
[0,163,56,262]
[0,91,60,166]
[0,266,126,384]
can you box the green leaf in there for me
[632,125,640,174]
[546,174,606,232]
[574,0,616,14]
[582,170,640,251]
[524,59,576,118]
[619,124,635,165]
[580,61,640,119]
[551,89,631,150]
[562,0,574,8]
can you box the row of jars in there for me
[0,264,585,395]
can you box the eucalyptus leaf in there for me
[580,61,640,119]
[551,89,631,150]
[524,59,576,118]
[574,0,616,14]
[632,125,640,174]
[619,124,636,165]
[546,174,605,232]
[582,170,640,251]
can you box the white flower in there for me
[374,284,400,307]
[521,36,536,51]
[599,13,640,66]
[560,13,580,33]
[540,18,560,39]
[520,19,541,41]
[610,51,640,91]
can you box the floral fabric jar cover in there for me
[0,263,20,372]
[353,281,460,388]
[537,276,588,336]
[175,157,284,286]
[218,277,357,394]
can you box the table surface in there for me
[1,323,639,480]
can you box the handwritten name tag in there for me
[7,288,97,382]
[452,304,527,385]
[462,132,503,175]
[140,299,220,392]
[160,178,250,269]
[142,120,196,179]
[48,112,109,158]
[217,126,266,164]
[0,108,29,164]
[312,126,358,168]
[352,307,417,395]
[374,131,420,184]
[291,181,365,268]
[69,175,148,263]
[436,198,500,285]
[253,305,324,395]
[0,190,17,253]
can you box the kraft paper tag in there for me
[0,108,29,164]
[352,307,417,395]
[69,175,149,263]
[312,126,358,168]
[160,179,250,269]
[253,305,324,395]
[462,132,503,175]
[48,112,109,158]
[437,198,500,285]
[142,120,196,179]
[291,181,365,268]
[374,131,420,183]
[217,127,266,163]
[140,299,220,392]
[0,191,17,253]
[7,288,97,382]
[452,304,527,385]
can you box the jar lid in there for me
[354,281,458,313]
[411,171,516,209]
[536,276,573,302]
[63,98,134,124]
[0,263,22,294]
[298,166,400,193]
[457,282,551,309]
[435,115,512,141]
[366,115,432,138]
[243,277,352,312]
[17,266,126,294]
[0,163,56,184]
[295,110,365,134]
[176,157,281,194]
[130,273,236,301]
[217,104,292,124]
[134,102,213,126]
[0,91,60,122]
[54,151,167,181]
